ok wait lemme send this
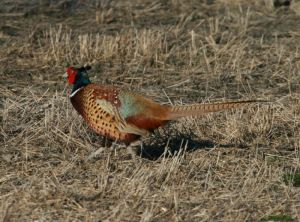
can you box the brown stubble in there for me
[1,0,300,221]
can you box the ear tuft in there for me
[78,65,92,73]
[84,65,92,71]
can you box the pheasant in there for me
[66,65,258,147]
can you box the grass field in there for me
[1,0,300,221]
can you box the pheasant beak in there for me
[63,72,68,78]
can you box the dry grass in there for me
[1,0,300,221]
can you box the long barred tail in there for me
[166,100,262,120]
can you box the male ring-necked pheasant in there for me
[66,65,258,146]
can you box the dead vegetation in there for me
[1,0,300,221]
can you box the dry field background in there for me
[1,0,300,221]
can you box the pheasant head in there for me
[66,65,92,95]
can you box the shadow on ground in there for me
[136,132,248,161]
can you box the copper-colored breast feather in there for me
[70,84,150,144]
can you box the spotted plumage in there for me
[66,65,260,145]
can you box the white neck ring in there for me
[69,87,83,98]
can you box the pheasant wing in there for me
[92,87,150,137]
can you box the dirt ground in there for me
[1,0,300,221]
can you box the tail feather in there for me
[166,100,261,120]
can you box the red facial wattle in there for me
[66,67,77,84]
